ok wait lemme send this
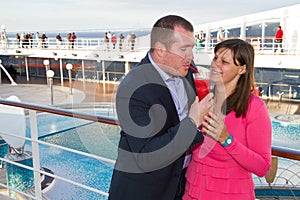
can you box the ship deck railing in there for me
[0,36,300,56]
[0,99,299,199]
[195,36,300,55]
[0,36,148,54]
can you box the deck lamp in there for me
[43,59,50,85]
[46,70,55,105]
[66,63,73,95]
[43,59,50,70]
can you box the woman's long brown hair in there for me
[214,39,255,118]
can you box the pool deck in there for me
[0,76,118,106]
[0,75,299,115]
[0,76,300,199]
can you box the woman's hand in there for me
[188,93,214,127]
[202,111,230,144]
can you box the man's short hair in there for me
[150,15,194,52]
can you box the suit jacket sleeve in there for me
[115,61,203,172]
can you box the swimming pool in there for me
[25,108,119,199]
[25,111,300,199]
[271,114,300,150]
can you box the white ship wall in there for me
[193,4,300,69]
[194,4,300,48]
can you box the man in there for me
[108,15,213,200]
[196,30,205,51]
[130,32,136,50]
[274,25,283,53]
[56,33,62,48]
[217,27,224,43]
[199,30,205,47]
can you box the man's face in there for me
[162,26,195,77]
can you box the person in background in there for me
[56,33,62,48]
[125,33,131,49]
[108,15,213,200]
[28,32,33,48]
[183,39,272,200]
[67,33,72,49]
[24,32,29,48]
[217,27,224,43]
[104,32,110,51]
[20,32,25,48]
[274,25,283,53]
[1,28,7,49]
[119,33,125,50]
[111,33,117,49]
[130,32,136,50]
[35,32,40,48]
[196,30,205,51]
[41,32,47,48]
[71,32,77,49]
[16,33,20,48]
[107,31,112,42]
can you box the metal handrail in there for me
[0,99,299,199]
[1,36,300,55]
[195,36,300,55]
[0,37,140,52]
[255,81,300,101]
[0,99,118,126]
[0,99,118,199]
[0,99,299,160]
[272,146,300,161]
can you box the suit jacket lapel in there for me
[138,54,197,117]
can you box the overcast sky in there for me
[1,0,299,33]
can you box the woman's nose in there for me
[212,58,222,67]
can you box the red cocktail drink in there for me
[193,71,210,100]
[194,79,210,100]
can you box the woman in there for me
[183,39,272,200]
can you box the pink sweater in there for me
[183,94,272,200]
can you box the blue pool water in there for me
[24,111,300,199]
[271,114,300,150]
[25,108,119,199]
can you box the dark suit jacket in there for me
[108,55,203,200]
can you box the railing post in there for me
[29,110,42,199]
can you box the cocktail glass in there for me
[193,71,210,101]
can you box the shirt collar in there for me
[148,52,173,82]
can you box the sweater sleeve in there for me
[224,96,272,177]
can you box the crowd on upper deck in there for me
[0,30,138,51]
[0,24,288,54]
[14,31,78,49]
[104,31,136,51]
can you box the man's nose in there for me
[186,49,194,61]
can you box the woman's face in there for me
[210,47,246,89]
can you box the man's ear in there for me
[154,42,166,57]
